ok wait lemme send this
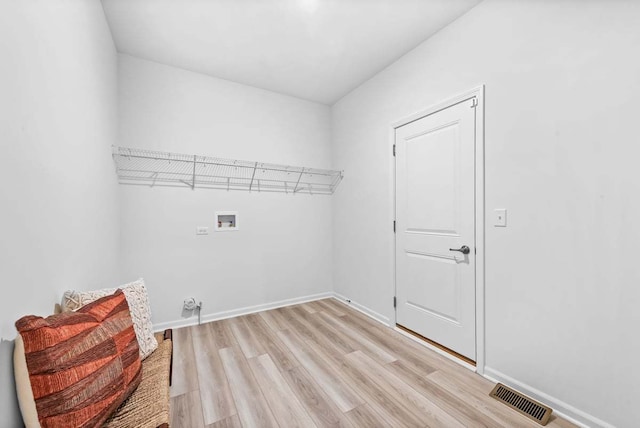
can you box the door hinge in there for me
[470,97,478,108]
[393,296,397,308]
[393,144,396,157]
[393,220,396,233]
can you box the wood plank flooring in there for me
[170,298,576,428]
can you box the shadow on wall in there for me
[0,338,21,426]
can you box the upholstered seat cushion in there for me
[14,290,142,428]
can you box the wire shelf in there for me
[112,146,343,195]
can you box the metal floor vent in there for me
[489,383,552,426]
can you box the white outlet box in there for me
[196,226,209,235]
[215,211,239,232]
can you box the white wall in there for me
[0,0,119,424]
[118,55,333,328]
[331,1,640,426]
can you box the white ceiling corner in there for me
[101,0,481,104]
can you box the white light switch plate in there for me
[494,209,507,227]
[196,226,209,235]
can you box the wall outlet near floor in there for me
[183,298,198,311]
[196,226,209,235]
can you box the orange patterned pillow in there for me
[14,290,142,428]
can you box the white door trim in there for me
[391,85,485,374]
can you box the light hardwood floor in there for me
[170,298,576,428]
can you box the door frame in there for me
[390,85,485,374]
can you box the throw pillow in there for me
[14,290,142,428]
[61,278,158,359]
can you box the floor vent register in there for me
[489,383,553,426]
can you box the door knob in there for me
[449,245,470,255]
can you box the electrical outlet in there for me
[183,298,197,310]
[196,226,209,235]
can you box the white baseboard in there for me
[152,291,333,332]
[483,367,613,428]
[330,293,390,326]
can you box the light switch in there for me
[196,226,209,235]
[494,209,507,227]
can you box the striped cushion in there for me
[15,290,142,428]
[61,278,158,360]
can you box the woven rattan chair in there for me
[104,330,173,428]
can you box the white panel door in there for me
[395,98,476,361]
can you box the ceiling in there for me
[101,0,481,105]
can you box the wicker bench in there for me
[104,330,173,428]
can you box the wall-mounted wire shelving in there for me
[112,146,343,195]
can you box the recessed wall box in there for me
[215,211,238,232]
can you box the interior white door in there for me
[395,98,476,361]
